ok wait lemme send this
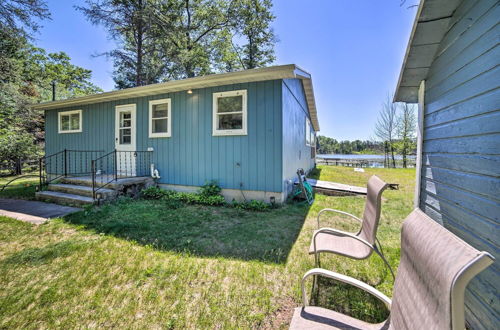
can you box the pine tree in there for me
[236,0,276,69]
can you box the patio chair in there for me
[290,208,495,329]
[310,175,392,277]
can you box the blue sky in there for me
[35,0,417,140]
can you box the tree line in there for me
[0,0,276,175]
[316,137,386,155]
[316,95,417,168]
[0,0,102,175]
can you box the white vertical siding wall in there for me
[420,0,499,328]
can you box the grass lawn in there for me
[0,166,415,328]
[0,174,39,200]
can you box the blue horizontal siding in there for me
[44,80,283,192]
[420,0,500,328]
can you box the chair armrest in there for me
[312,227,375,254]
[317,208,362,229]
[312,228,396,281]
[301,267,392,309]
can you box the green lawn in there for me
[0,166,415,328]
[0,174,39,200]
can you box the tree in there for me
[76,0,171,88]
[235,0,276,69]
[374,95,398,167]
[158,0,239,78]
[0,0,101,174]
[0,0,50,38]
[0,37,102,173]
[0,129,42,175]
[395,103,416,168]
[78,0,277,87]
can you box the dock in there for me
[316,158,371,167]
[296,179,367,197]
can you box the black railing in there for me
[92,150,152,199]
[39,149,104,191]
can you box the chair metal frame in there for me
[314,208,395,279]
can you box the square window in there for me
[153,118,168,133]
[213,90,247,136]
[58,110,82,133]
[149,99,171,138]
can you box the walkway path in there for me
[0,198,81,225]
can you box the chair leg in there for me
[374,245,395,280]
[314,251,321,268]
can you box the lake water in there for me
[317,154,415,160]
[316,154,416,168]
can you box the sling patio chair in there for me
[310,175,393,278]
[290,208,495,329]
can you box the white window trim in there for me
[149,98,171,138]
[58,110,82,133]
[414,80,425,208]
[212,90,247,136]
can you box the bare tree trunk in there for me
[375,94,398,168]
[15,158,22,175]
[390,144,396,168]
[136,0,144,86]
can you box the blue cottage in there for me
[33,64,319,203]
[395,0,499,328]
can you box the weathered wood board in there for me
[297,179,367,196]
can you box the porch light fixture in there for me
[187,89,193,94]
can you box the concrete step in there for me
[61,176,152,190]
[61,176,112,188]
[48,183,116,199]
[36,191,95,206]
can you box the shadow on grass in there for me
[0,183,37,200]
[63,197,311,264]
[310,276,390,323]
[2,240,89,266]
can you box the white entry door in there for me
[115,104,136,177]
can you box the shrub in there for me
[142,182,224,207]
[199,180,222,197]
[232,200,270,211]
[197,194,226,206]
[169,192,198,204]
[141,186,168,200]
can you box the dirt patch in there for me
[259,296,297,329]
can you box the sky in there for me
[35,0,418,141]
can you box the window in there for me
[58,110,82,133]
[119,111,132,144]
[306,117,315,146]
[149,98,171,138]
[213,90,247,136]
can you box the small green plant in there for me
[142,182,224,207]
[197,194,226,206]
[141,186,168,200]
[232,200,270,211]
[199,180,222,197]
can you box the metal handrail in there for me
[39,149,105,191]
[92,150,152,200]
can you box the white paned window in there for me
[58,110,82,133]
[149,98,171,138]
[306,117,314,146]
[213,90,247,136]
